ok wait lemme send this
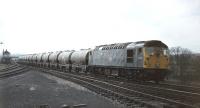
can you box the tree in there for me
[169,47,192,82]
[191,54,200,81]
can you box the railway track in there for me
[92,76,200,107]
[142,81,200,95]
[37,68,163,108]
[74,73,200,108]
[34,67,199,108]
[86,74,200,95]
[94,75,200,103]
[0,64,20,72]
[0,65,30,79]
[164,80,200,88]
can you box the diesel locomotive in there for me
[18,40,169,83]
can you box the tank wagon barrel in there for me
[32,54,38,66]
[57,51,74,72]
[42,52,53,68]
[27,54,33,65]
[36,53,45,67]
[70,50,91,73]
[49,51,62,69]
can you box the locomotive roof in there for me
[95,42,132,50]
[95,40,168,50]
[144,40,168,48]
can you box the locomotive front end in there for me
[144,47,169,69]
[143,40,169,82]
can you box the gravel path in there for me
[0,70,126,108]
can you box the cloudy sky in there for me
[0,0,200,54]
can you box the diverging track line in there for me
[36,68,198,108]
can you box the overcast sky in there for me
[0,0,200,54]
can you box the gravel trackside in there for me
[0,70,126,108]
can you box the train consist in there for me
[18,40,169,83]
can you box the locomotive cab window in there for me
[127,50,134,63]
[138,48,142,54]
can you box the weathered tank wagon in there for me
[32,54,38,65]
[36,53,46,67]
[57,51,74,71]
[70,49,91,73]
[42,52,53,68]
[49,51,62,69]
[27,54,33,65]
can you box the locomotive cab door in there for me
[126,47,143,68]
[137,47,143,68]
[126,49,136,67]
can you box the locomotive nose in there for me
[155,52,160,57]
[149,54,160,68]
[144,50,169,69]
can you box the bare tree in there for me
[169,47,192,82]
[191,54,200,81]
